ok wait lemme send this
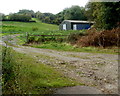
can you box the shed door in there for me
[73,24,77,30]
[77,24,91,30]
[63,24,67,30]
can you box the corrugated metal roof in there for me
[64,20,94,23]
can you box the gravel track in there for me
[1,35,118,94]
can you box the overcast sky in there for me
[0,0,89,15]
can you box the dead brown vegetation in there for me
[76,27,120,47]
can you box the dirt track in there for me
[1,35,118,94]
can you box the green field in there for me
[2,21,58,34]
[2,21,86,35]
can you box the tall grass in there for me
[2,46,17,94]
[31,42,119,54]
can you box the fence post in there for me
[26,32,29,43]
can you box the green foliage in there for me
[35,6,87,25]
[32,42,118,54]
[67,30,87,44]
[54,6,87,24]
[2,25,23,34]
[100,2,120,29]
[32,27,38,31]
[85,2,95,21]
[18,9,35,17]
[27,35,66,43]
[35,12,56,24]
[9,14,32,22]
[22,29,87,44]
[35,11,43,19]
[0,13,6,21]
[1,5,88,25]
[32,42,74,51]
[2,46,17,94]
[63,6,87,20]
[85,2,120,29]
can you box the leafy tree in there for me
[35,11,43,18]
[0,13,7,21]
[0,13,4,20]
[35,12,56,24]
[84,2,95,21]
[85,2,120,29]
[9,14,31,22]
[17,9,35,17]
[63,6,87,20]
[35,6,88,25]
[100,2,120,29]
[54,6,87,24]
[55,12,64,24]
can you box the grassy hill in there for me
[2,21,59,35]
[2,20,86,36]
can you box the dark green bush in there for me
[32,27,38,31]
[28,36,35,43]
[27,36,66,43]
[2,46,18,94]
[9,14,31,22]
[67,32,87,44]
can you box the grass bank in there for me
[2,46,77,94]
[31,42,119,54]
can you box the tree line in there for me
[85,2,120,29]
[0,2,120,30]
[0,6,87,24]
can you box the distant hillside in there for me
[2,21,59,34]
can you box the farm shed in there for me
[59,20,94,30]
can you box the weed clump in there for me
[67,32,87,44]
[32,27,38,31]
[76,27,120,47]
